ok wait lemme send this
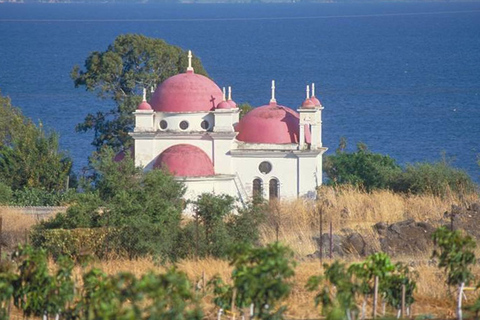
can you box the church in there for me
[130,51,326,205]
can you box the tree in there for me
[0,91,73,193]
[307,261,360,320]
[211,242,295,319]
[71,34,208,151]
[194,193,235,257]
[432,226,476,320]
[324,141,402,191]
[35,147,186,260]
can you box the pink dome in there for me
[227,100,237,108]
[150,72,223,113]
[137,101,152,110]
[236,102,310,144]
[154,144,214,177]
[311,96,321,106]
[216,101,232,110]
[301,98,316,109]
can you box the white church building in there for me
[130,51,327,205]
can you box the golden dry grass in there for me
[2,187,480,319]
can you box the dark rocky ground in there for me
[307,202,480,260]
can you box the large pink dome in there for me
[149,72,223,113]
[154,144,214,177]
[236,102,309,144]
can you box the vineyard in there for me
[1,187,480,319]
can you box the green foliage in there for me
[238,103,253,119]
[194,193,235,257]
[11,245,74,318]
[0,181,12,205]
[11,188,77,206]
[0,91,74,193]
[324,141,402,192]
[307,261,359,320]
[432,226,476,287]
[71,34,208,151]
[392,160,476,197]
[211,242,295,319]
[30,228,108,261]
[35,147,186,260]
[382,263,417,310]
[324,138,477,196]
[1,245,202,320]
[177,195,265,259]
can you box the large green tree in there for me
[71,34,208,151]
[0,91,72,192]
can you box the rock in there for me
[379,219,434,256]
[469,202,480,213]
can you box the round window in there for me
[259,161,272,174]
[159,120,168,130]
[179,120,189,130]
[201,120,209,130]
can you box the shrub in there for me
[175,194,266,259]
[391,161,476,197]
[324,142,402,192]
[0,182,12,205]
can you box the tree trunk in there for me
[457,282,465,320]
[361,296,367,320]
[373,276,379,319]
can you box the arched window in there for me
[269,178,279,200]
[253,178,263,198]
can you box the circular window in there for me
[159,120,168,130]
[201,120,209,130]
[179,120,189,130]
[259,161,272,174]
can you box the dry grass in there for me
[2,187,480,319]
[0,207,37,252]
[260,186,479,258]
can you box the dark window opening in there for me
[179,120,189,130]
[159,120,168,130]
[253,178,263,198]
[269,179,279,200]
[259,161,272,174]
[201,120,209,130]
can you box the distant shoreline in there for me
[2,0,480,3]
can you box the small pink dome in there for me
[216,101,232,110]
[227,100,237,108]
[137,101,152,110]
[150,72,223,113]
[311,96,321,106]
[301,98,316,109]
[236,103,310,144]
[154,144,214,177]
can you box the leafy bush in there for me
[324,142,402,192]
[391,161,476,197]
[30,228,108,260]
[0,245,202,320]
[324,139,477,196]
[175,194,266,259]
[10,188,77,206]
[34,147,186,261]
[0,182,12,205]
[211,242,295,319]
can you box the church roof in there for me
[154,144,215,177]
[149,71,223,113]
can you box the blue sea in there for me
[0,2,479,181]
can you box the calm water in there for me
[0,2,479,181]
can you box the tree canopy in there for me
[0,91,73,193]
[71,34,208,151]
